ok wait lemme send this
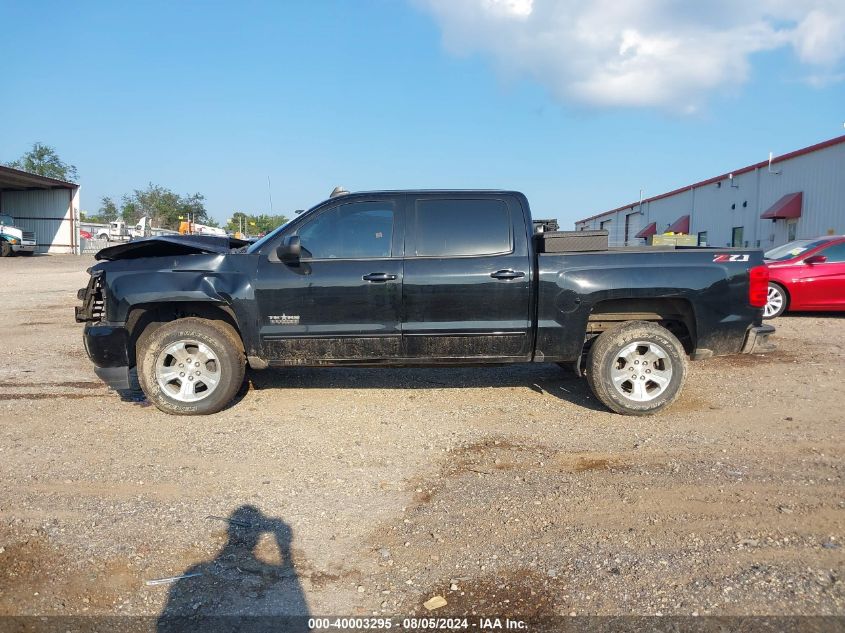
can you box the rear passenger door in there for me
[401,194,532,361]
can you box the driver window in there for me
[295,200,394,259]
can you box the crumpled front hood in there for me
[94,234,249,261]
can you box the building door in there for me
[600,219,613,245]
[401,195,532,361]
[731,226,744,247]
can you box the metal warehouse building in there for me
[575,135,845,250]
[0,166,80,254]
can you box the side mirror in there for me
[803,254,827,265]
[276,235,301,263]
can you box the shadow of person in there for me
[157,505,310,632]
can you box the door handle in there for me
[362,272,398,282]
[490,269,525,280]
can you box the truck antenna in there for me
[267,176,274,213]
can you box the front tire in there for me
[763,283,787,319]
[586,321,687,416]
[137,317,245,415]
[0,241,14,257]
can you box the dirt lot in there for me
[0,255,843,620]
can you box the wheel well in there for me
[586,298,697,354]
[126,302,242,365]
[770,281,790,305]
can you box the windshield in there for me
[0,214,13,226]
[245,216,297,253]
[764,239,830,261]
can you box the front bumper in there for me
[83,323,131,389]
[13,242,36,253]
[741,324,776,354]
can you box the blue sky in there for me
[1,0,843,228]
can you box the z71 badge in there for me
[713,254,750,262]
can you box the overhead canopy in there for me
[666,214,690,234]
[635,221,657,239]
[0,165,77,191]
[761,192,802,220]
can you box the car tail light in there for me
[749,265,768,308]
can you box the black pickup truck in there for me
[76,190,774,416]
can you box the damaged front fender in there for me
[88,245,262,357]
[105,259,253,323]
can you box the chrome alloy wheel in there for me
[609,341,673,402]
[764,285,784,318]
[155,339,221,402]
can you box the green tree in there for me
[253,213,289,233]
[119,184,211,230]
[120,199,139,224]
[6,142,79,182]
[82,197,119,224]
[226,212,289,235]
[99,197,119,222]
[180,192,213,227]
[226,212,249,234]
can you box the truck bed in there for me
[534,247,766,362]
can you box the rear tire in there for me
[586,321,687,416]
[0,241,13,257]
[137,317,245,415]
[763,283,787,319]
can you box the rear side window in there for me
[414,199,511,257]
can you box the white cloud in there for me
[803,72,845,88]
[417,0,845,111]
[792,8,845,65]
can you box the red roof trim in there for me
[667,215,690,234]
[760,192,802,220]
[577,134,845,223]
[634,221,657,239]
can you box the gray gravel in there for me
[0,254,843,618]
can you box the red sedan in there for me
[763,236,845,318]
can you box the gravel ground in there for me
[0,254,843,620]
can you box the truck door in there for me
[255,196,404,363]
[401,194,532,361]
